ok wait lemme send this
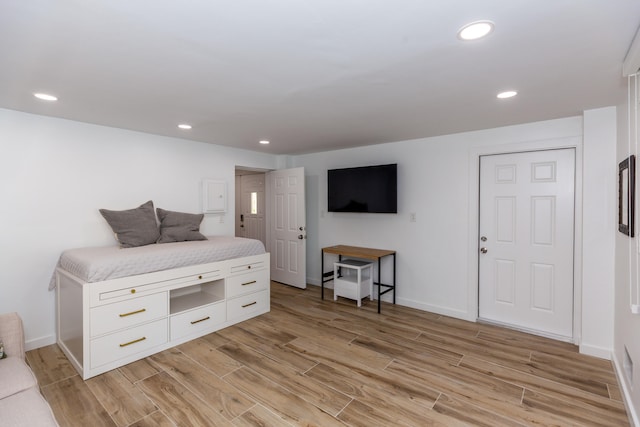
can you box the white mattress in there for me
[49,236,265,289]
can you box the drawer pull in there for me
[242,280,257,286]
[190,316,211,325]
[119,337,146,347]
[247,265,252,269]
[242,301,257,308]
[119,308,146,318]
[198,275,203,279]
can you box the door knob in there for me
[480,236,487,242]
[298,235,304,239]
[480,247,488,254]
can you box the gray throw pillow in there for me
[156,208,207,243]
[99,200,160,248]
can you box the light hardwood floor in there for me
[27,282,629,426]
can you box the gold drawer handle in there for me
[190,316,211,325]
[242,301,257,308]
[242,280,257,286]
[119,337,146,347]
[119,308,146,318]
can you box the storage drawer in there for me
[90,292,168,337]
[90,318,168,369]
[170,302,226,341]
[230,260,265,274]
[98,269,223,302]
[334,278,371,301]
[227,269,268,299]
[227,289,269,322]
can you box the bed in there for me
[54,236,270,380]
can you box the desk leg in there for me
[321,250,324,300]
[393,253,396,304]
[377,257,381,313]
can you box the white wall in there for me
[582,107,617,357]
[0,108,279,349]
[614,77,640,425]
[292,113,616,356]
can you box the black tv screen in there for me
[328,164,397,213]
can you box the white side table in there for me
[333,259,373,307]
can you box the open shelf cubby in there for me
[169,279,225,315]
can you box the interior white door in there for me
[268,167,306,288]
[239,174,266,247]
[479,149,575,340]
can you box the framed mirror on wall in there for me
[619,155,635,237]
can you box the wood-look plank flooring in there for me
[26,282,629,426]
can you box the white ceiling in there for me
[1,1,639,155]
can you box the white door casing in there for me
[268,167,306,288]
[479,149,575,340]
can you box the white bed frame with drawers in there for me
[56,252,269,380]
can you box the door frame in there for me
[466,137,583,344]
[235,166,271,250]
[236,173,267,246]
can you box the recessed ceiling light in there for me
[259,140,270,145]
[178,124,192,130]
[33,93,58,101]
[457,20,494,41]
[497,90,518,99]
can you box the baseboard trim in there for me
[25,334,56,351]
[613,353,640,427]
[308,281,330,289]
[578,343,612,360]
[306,282,472,320]
[307,278,321,286]
[396,297,475,322]
[307,281,395,303]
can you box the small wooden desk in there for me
[321,245,396,313]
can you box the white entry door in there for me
[479,149,575,339]
[267,167,306,288]
[238,174,266,247]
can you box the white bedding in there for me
[49,236,265,289]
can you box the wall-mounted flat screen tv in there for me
[328,164,397,213]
